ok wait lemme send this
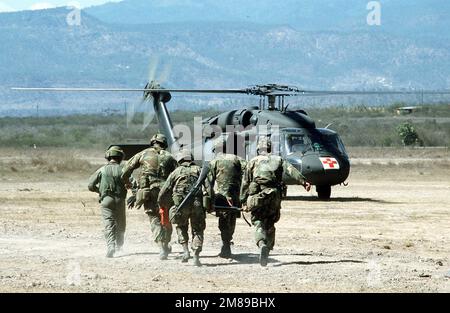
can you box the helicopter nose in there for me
[286,153,350,186]
[300,154,325,176]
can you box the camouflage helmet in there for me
[175,149,194,163]
[257,136,272,153]
[105,146,125,159]
[150,133,168,148]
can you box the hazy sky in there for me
[0,0,122,12]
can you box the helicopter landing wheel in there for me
[316,185,331,200]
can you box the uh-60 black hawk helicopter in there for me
[13,82,450,199]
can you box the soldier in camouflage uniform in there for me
[207,137,246,258]
[158,150,208,267]
[240,137,310,266]
[88,146,128,258]
[121,133,177,260]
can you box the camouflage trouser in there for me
[170,196,206,252]
[247,187,281,250]
[144,187,172,244]
[101,196,126,250]
[215,194,239,244]
[218,211,237,244]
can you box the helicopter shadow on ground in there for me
[283,196,396,204]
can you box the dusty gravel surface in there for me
[0,147,449,293]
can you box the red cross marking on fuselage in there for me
[322,158,338,168]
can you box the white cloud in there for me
[30,2,57,10]
[0,3,16,12]
[0,1,123,12]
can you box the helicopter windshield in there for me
[309,130,347,156]
[285,133,307,154]
[320,132,347,155]
[284,129,347,156]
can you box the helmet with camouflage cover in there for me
[105,146,125,159]
[175,149,194,163]
[150,133,168,149]
[257,136,272,154]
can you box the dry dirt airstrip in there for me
[0,147,449,293]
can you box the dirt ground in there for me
[0,147,449,293]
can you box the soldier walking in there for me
[121,133,177,260]
[88,146,128,258]
[158,150,209,267]
[207,137,246,258]
[240,137,310,266]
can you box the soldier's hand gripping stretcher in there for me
[125,178,139,210]
[211,203,252,227]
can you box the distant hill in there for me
[86,0,450,38]
[1,3,450,116]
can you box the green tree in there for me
[397,122,420,146]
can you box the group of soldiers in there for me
[88,133,309,267]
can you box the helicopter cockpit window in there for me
[322,133,347,155]
[285,133,306,154]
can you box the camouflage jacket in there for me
[207,153,246,203]
[240,153,306,203]
[158,161,209,208]
[121,147,177,190]
[88,161,127,202]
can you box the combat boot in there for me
[158,242,169,260]
[106,246,115,258]
[181,243,190,263]
[259,243,269,267]
[193,250,202,267]
[164,242,172,255]
[219,242,231,258]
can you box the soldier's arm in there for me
[169,155,178,172]
[240,160,253,204]
[202,173,214,212]
[238,157,248,173]
[87,168,101,193]
[121,151,143,185]
[157,171,176,208]
[206,160,216,190]
[129,175,138,196]
[283,161,307,186]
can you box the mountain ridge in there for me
[1,4,450,116]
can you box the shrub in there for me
[397,122,420,146]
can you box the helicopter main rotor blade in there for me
[289,90,450,96]
[148,55,159,83]
[11,87,248,94]
[12,87,450,96]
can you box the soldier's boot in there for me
[258,242,270,267]
[158,242,169,260]
[106,246,115,258]
[181,243,190,263]
[219,242,232,258]
[193,250,202,267]
[164,242,172,254]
